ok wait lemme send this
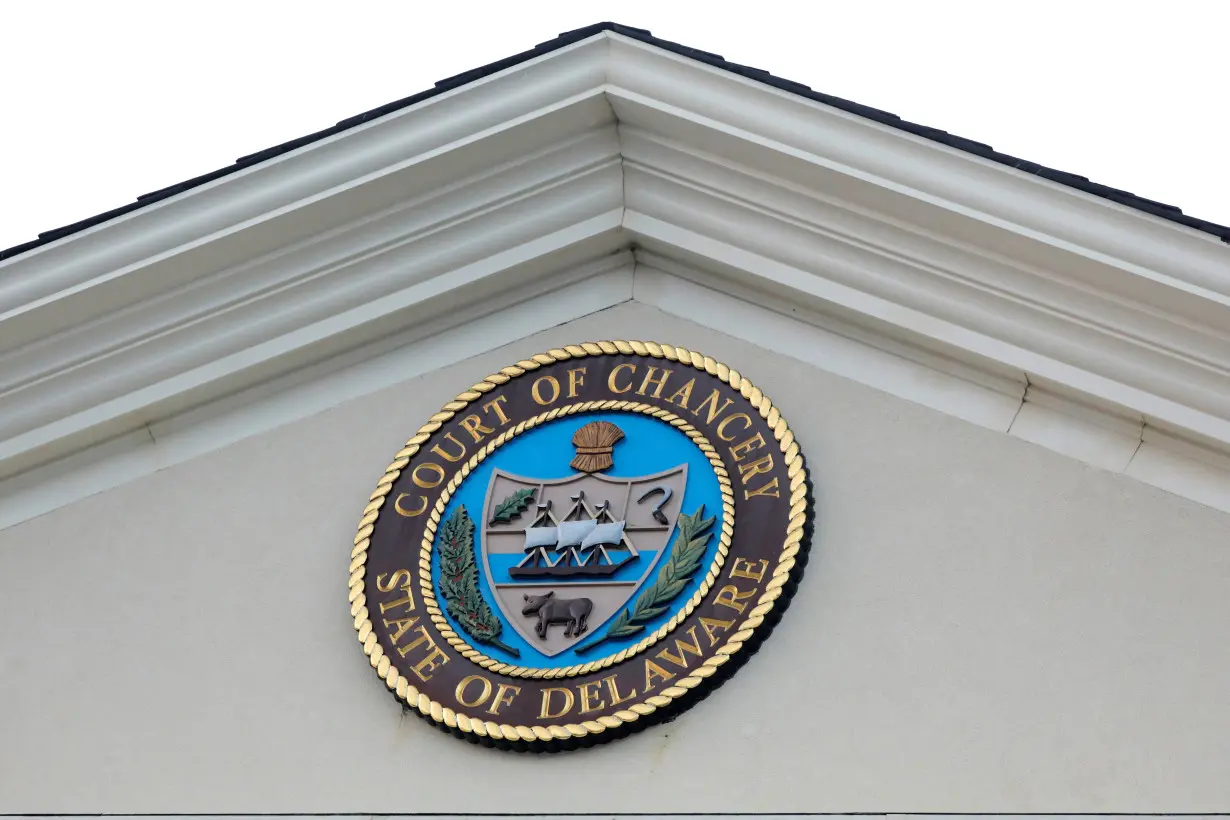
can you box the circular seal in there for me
[349,341,814,749]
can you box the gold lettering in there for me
[729,557,769,583]
[730,432,766,462]
[412,462,445,489]
[394,493,428,518]
[539,687,575,719]
[376,569,415,614]
[745,477,781,500]
[643,659,676,691]
[396,625,450,683]
[383,615,420,645]
[396,625,436,658]
[693,389,734,425]
[488,683,521,715]
[531,375,561,406]
[412,646,449,681]
[375,569,413,594]
[567,366,587,398]
[577,680,606,714]
[716,413,752,442]
[604,674,637,706]
[458,415,494,443]
[656,625,704,669]
[636,366,672,399]
[608,363,636,394]
[455,674,493,708]
[430,432,467,463]
[665,377,695,409]
[483,396,511,425]
[699,616,734,647]
[714,584,756,614]
[737,454,774,484]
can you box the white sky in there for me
[2,1,1227,253]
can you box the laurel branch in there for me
[489,487,536,524]
[575,504,714,653]
[437,505,520,657]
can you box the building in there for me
[1,22,1228,815]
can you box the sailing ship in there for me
[512,496,639,579]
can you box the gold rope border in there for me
[418,401,735,678]
[348,341,809,745]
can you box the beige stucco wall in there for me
[1,301,1227,813]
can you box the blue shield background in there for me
[432,411,724,668]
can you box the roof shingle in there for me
[3,22,1226,262]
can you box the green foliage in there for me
[489,487,536,524]
[437,505,520,657]
[575,505,715,653]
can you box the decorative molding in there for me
[632,258,1230,514]
[0,262,634,532]
[1,30,1228,530]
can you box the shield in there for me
[480,465,688,656]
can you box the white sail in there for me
[581,521,626,549]
[523,526,558,550]
[557,519,597,548]
[520,518,632,571]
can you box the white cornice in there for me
[1,30,1228,529]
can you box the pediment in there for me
[2,29,1229,528]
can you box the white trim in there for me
[0,261,634,531]
[1,30,1229,529]
[631,258,1027,432]
[632,261,1230,513]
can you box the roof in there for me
[3,21,1227,262]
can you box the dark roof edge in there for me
[3,22,1226,262]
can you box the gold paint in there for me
[483,395,511,424]
[375,569,412,594]
[745,477,781,500]
[539,687,575,719]
[395,624,449,684]
[716,413,752,442]
[430,432,467,463]
[394,492,428,518]
[737,454,774,484]
[665,377,695,409]
[566,366,587,398]
[714,584,756,614]
[699,616,734,647]
[730,432,766,462]
[635,366,672,398]
[411,462,445,489]
[576,680,606,714]
[488,683,521,716]
[607,362,636,393]
[411,645,449,681]
[376,570,415,615]
[531,374,561,405]
[643,659,676,691]
[656,626,704,670]
[729,557,769,583]
[383,615,420,645]
[604,674,637,706]
[455,674,493,708]
[693,388,733,425]
[458,415,494,443]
